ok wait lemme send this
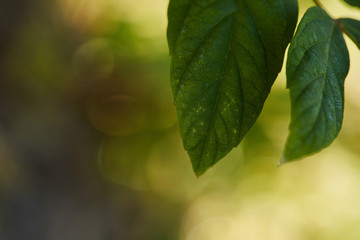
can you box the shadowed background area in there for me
[0,0,360,239]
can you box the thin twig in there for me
[335,19,353,42]
[313,0,325,9]
[313,0,334,19]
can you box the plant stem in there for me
[335,19,352,41]
[313,0,325,9]
[313,1,349,44]
[313,0,334,18]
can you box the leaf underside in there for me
[284,7,350,162]
[339,18,360,49]
[167,0,298,175]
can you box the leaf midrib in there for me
[308,20,337,134]
[196,1,272,171]
[196,16,235,171]
[292,20,339,144]
[173,10,236,101]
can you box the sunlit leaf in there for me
[339,18,360,49]
[167,0,298,175]
[284,7,350,162]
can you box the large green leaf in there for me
[284,7,350,162]
[167,0,298,175]
[339,18,360,49]
[167,0,192,55]
[343,0,360,8]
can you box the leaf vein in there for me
[174,11,236,100]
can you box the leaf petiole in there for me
[313,0,334,19]
[313,0,325,8]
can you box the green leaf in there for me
[339,18,360,49]
[343,0,360,8]
[283,7,350,162]
[167,0,298,175]
[167,0,192,55]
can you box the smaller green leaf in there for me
[343,0,360,8]
[284,7,350,162]
[339,18,360,49]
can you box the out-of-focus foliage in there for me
[0,0,360,239]
[344,0,360,8]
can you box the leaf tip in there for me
[278,154,288,167]
[193,166,207,177]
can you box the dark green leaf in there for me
[167,0,192,55]
[167,0,298,175]
[339,18,360,49]
[343,0,360,8]
[284,7,350,162]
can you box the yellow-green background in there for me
[0,0,360,239]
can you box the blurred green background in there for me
[0,0,360,239]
